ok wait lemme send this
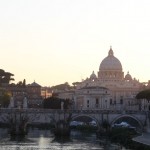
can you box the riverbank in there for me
[132,132,150,146]
[97,128,150,150]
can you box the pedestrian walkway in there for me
[132,132,150,146]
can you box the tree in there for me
[0,69,14,85]
[72,82,80,86]
[22,79,26,87]
[136,89,150,110]
[101,119,110,131]
[43,97,70,109]
[136,89,150,101]
[51,82,73,91]
[0,88,11,107]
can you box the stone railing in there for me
[0,108,147,115]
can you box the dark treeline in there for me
[0,88,10,107]
[43,97,70,109]
[136,89,150,101]
[51,82,74,91]
[0,69,14,85]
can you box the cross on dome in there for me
[108,46,114,56]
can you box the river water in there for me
[0,128,128,150]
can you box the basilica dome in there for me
[99,47,122,71]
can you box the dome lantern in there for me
[108,46,114,56]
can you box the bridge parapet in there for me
[0,109,148,129]
[0,108,148,136]
[0,108,147,115]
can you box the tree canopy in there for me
[0,69,14,85]
[136,89,150,101]
[51,82,73,91]
[0,88,11,107]
[43,97,70,109]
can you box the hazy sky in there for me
[0,0,150,86]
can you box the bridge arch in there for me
[111,114,144,130]
[71,114,100,128]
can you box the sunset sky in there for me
[0,0,150,86]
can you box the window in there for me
[96,98,99,104]
[128,101,130,106]
[110,99,112,105]
[120,99,123,104]
[120,96,123,104]
[87,100,89,108]
[95,98,99,108]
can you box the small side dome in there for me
[90,71,97,80]
[125,72,132,81]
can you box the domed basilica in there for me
[59,47,149,111]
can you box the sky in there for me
[0,0,150,86]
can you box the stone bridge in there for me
[0,108,149,132]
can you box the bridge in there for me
[0,108,149,133]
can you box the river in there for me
[0,128,128,150]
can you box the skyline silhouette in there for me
[0,0,150,86]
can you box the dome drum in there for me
[98,70,124,80]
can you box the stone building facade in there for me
[58,47,148,111]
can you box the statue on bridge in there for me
[23,97,28,109]
[61,101,64,110]
[8,96,15,108]
[8,96,28,109]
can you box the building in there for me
[41,87,52,99]
[58,47,148,110]
[5,81,43,108]
[27,81,43,107]
[74,86,110,110]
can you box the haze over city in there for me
[0,0,150,86]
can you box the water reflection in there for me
[0,128,125,150]
[52,137,72,143]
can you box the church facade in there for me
[58,47,148,111]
